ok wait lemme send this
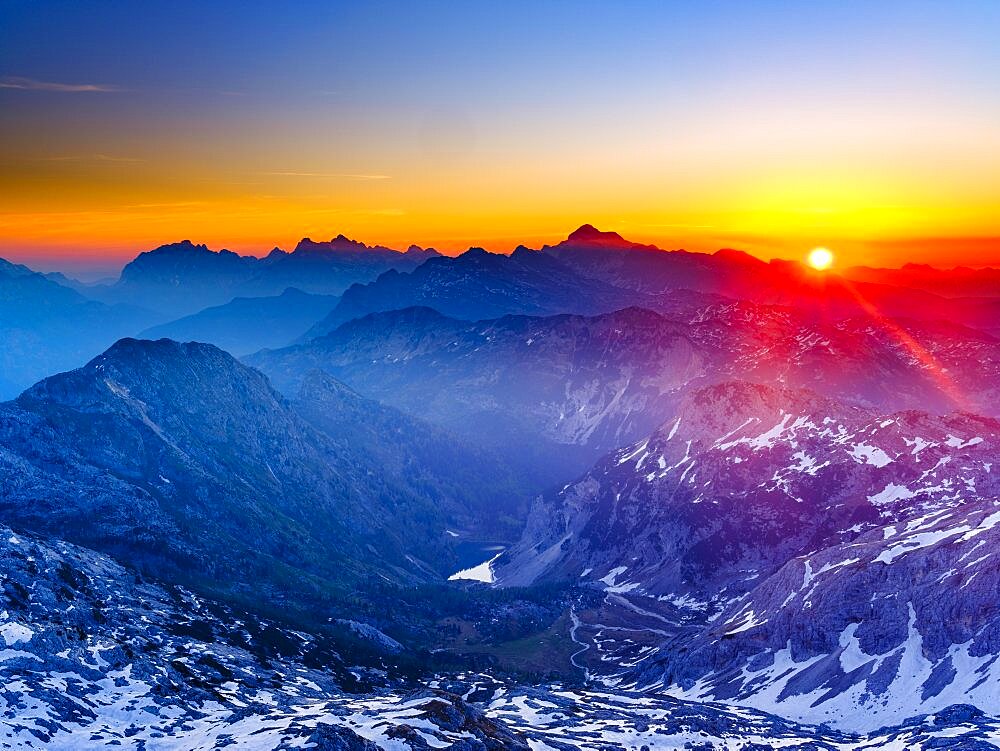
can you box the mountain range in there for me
[1,224,999,748]
[96,236,438,317]
[0,258,160,400]
[139,287,340,355]
[250,299,1000,489]
[497,380,1000,729]
[0,338,526,622]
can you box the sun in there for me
[807,247,834,270]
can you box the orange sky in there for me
[2,2,999,273]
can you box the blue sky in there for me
[1,1,998,268]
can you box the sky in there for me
[1,0,999,274]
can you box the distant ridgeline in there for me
[0,226,999,745]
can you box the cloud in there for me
[259,171,392,180]
[45,154,144,163]
[121,201,208,209]
[0,76,121,93]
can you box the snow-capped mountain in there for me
[3,224,1000,745]
[0,519,995,750]
[252,300,1000,488]
[497,381,1000,730]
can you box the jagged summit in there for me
[293,234,370,253]
[86,336,234,373]
[144,239,222,255]
[563,223,638,248]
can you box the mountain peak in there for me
[151,239,211,254]
[0,257,37,278]
[562,224,644,250]
[294,234,372,254]
[713,247,765,266]
[92,336,230,370]
[568,224,621,242]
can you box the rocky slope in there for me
[0,338,526,620]
[497,381,1000,730]
[252,302,1000,488]
[0,520,996,750]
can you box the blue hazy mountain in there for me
[0,257,162,400]
[95,236,439,317]
[139,287,340,355]
[250,301,1000,489]
[295,227,1000,352]
[302,245,660,339]
[0,337,527,619]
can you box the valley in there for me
[0,226,998,748]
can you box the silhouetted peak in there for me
[460,247,493,259]
[293,235,368,254]
[0,257,37,278]
[564,224,634,247]
[713,248,764,266]
[150,240,211,254]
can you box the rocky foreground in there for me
[0,523,998,750]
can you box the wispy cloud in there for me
[122,201,208,209]
[0,76,121,93]
[259,171,392,180]
[44,154,144,163]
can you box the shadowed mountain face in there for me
[842,262,1000,299]
[497,381,1000,729]
[0,338,526,618]
[4,225,1000,743]
[543,226,1000,334]
[139,287,340,355]
[97,237,438,317]
[250,300,1000,488]
[303,246,662,339]
[292,369,531,538]
[0,258,161,400]
[4,522,990,751]
[292,226,1000,347]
